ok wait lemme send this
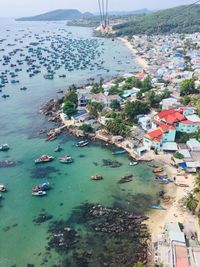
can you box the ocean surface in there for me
[0,19,160,266]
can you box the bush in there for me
[173,152,184,159]
[175,131,189,143]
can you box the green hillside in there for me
[113,4,200,36]
[16,9,93,21]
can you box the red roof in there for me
[180,120,200,125]
[157,109,185,124]
[145,128,163,142]
[152,119,176,131]
[174,245,189,267]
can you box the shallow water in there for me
[0,19,160,266]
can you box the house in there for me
[187,139,200,152]
[88,93,121,107]
[78,94,89,108]
[138,115,151,131]
[161,98,181,110]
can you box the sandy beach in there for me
[140,150,198,238]
[118,37,149,70]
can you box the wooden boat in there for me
[76,140,89,147]
[91,175,103,180]
[159,181,169,185]
[59,156,73,164]
[112,149,126,155]
[153,167,164,173]
[0,184,6,192]
[54,145,62,152]
[174,183,189,187]
[0,144,10,151]
[32,182,50,192]
[35,155,54,164]
[32,191,47,196]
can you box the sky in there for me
[0,0,196,17]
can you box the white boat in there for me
[0,184,6,192]
[0,144,10,151]
[129,161,138,166]
[32,190,46,196]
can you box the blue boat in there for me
[112,149,126,155]
[156,176,173,183]
[149,204,166,210]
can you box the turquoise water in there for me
[0,19,159,266]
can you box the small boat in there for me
[76,140,89,147]
[45,134,56,141]
[32,191,47,196]
[32,182,50,192]
[54,145,62,152]
[59,156,73,164]
[35,155,54,164]
[20,86,27,91]
[129,161,138,166]
[91,175,103,180]
[118,174,133,184]
[153,167,164,173]
[0,184,6,192]
[112,149,126,155]
[159,181,169,185]
[174,183,189,187]
[0,144,10,151]
[149,204,166,210]
[156,176,173,183]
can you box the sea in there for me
[0,19,161,267]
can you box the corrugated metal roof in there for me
[174,245,189,267]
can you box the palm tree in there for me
[194,173,200,214]
[185,193,198,213]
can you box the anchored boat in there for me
[59,156,73,164]
[0,144,10,151]
[35,155,54,164]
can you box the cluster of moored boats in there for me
[32,182,50,197]
[0,27,110,98]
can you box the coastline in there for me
[118,37,149,70]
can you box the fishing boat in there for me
[91,175,103,180]
[112,149,126,155]
[0,144,10,151]
[0,184,6,192]
[20,86,27,91]
[45,134,56,141]
[76,140,89,147]
[129,161,138,166]
[118,174,133,184]
[32,182,50,192]
[153,167,164,173]
[59,156,73,164]
[35,155,54,164]
[156,176,173,183]
[174,183,189,187]
[149,204,166,210]
[32,191,47,196]
[54,145,62,152]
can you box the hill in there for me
[108,9,152,16]
[113,4,200,36]
[16,9,93,21]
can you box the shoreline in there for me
[118,37,149,70]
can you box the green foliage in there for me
[140,76,152,92]
[184,193,198,213]
[180,78,196,96]
[87,101,104,118]
[136,91,143,100]
[63,101,77,118]
[175,131,189,143]
[124,100,150,120]
[146,89,171,108]
[105,118,130,137]
[133,262,143,267]
[79,124,93,133]
[108,85,122,95]
[113,4,200,36]
[110,100,121,111]
[173,152,184,159]
[91,82,104,94]
[64,89,78,106]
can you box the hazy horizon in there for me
[0,0,196,18]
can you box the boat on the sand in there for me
[32,190,47,196]
[35,155,54,164]
[153,167,164,173]
[149,204,166,210]
[174,183,189,187]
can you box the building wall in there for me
[177,123,199,133]
[162,130,176,142]
[143,137,161,151]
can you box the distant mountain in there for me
[108,9,152,16]
[113,4,200,36]
[16,9,93,21]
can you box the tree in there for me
[173,152,184,159]
[141,76,152,92]
[105,118,130,137]
[63,101,76,118]
[180,78,196,96]
[79,124,93,133]
[184,193,198,213]
[110,100,120,111]
[133,262,143,267]
[64,89,78,106]
[124,100,150,121]
[136,91,143,100]
[175,131,189,143]
[87,101,104,119]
